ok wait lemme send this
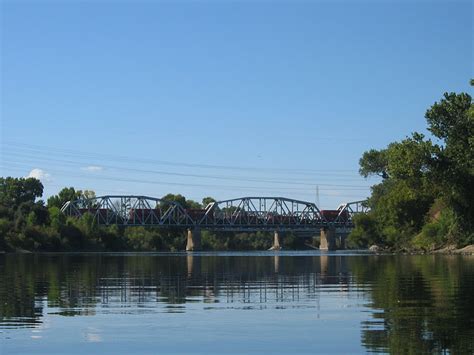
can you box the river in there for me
[1,251,473,354]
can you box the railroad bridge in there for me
[61,196,369,251]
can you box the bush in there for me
[348,213,380,248]
[413,208,457,250]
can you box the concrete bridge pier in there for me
[269,230,282,250]
[186,228,201,251]
[319,227,336,251]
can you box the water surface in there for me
[1,251,473,354]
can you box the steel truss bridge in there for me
[61,196,369,232]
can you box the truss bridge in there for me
[61,196,369,251]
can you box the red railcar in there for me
[185,209,207,221]
[128,209,161,223]
[78,208,89,215]
[320,210,340,222]
[320,210,349,222]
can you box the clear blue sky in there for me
[1,0,472,208]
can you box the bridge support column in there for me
[186,228,201,251]
[269,231,282,250]
[319,227,336,251]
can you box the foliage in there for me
[359,149,389,179]
[202,196,216,206]
[412,209,456,251]
[0,177,43,209]
[352,86,473,249]
[347,214,380,248]
[47,187,96,209]
[160,193,201,210]
[426,92,474,242]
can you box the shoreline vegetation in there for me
[347,82,473,253]
[1,84,473,254]
[3,245,474,255]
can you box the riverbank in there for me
[368,244,474,255]
[432,244,474,255]
[3,244,474,255]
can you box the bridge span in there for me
[61,196,369,251]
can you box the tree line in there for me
[0,180,304,252]
[349,83,473,250]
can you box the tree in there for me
[202,197,216,206]
[47,187,82,208]
[160,193,202,209]
[81,190,96,200]
[160,193,187,208]
[48,206,66,230]
[0,177,43,208]
[186,200,202,209]
[353,88,473,248]
[385,133,437,180]
[425,92,473,241]
[359,149,389,179]
[48,188,97,209]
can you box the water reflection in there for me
[1,253,473,354]
[352,255,474,354]
[0,253,352,323]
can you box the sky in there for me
[0,0,472,208]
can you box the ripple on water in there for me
[1,253,473,354]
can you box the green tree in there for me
[0,177,43,208]
[425,92,473,242]
[160,193,202,209]
[47,187,95,208]
[48,206,66,230]
[358,137,437,247]
[353,88,473,248]
[359,149,389,179]
[186,200,202,209]
[202,197,216,206]
[160,193,187,210]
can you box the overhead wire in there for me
[2,141,362,175]
[0,163,370,199]
[0,141,374,203]
[1,152,371,189]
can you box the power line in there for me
[1,152,371,189]
[0,163,370,198]
[2,141,361,175]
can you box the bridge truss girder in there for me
[61,195,368,231]
[61,195,194,227]
[199,197,326,230]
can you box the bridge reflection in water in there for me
[0,253,353,327]
[95,255,352,309]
